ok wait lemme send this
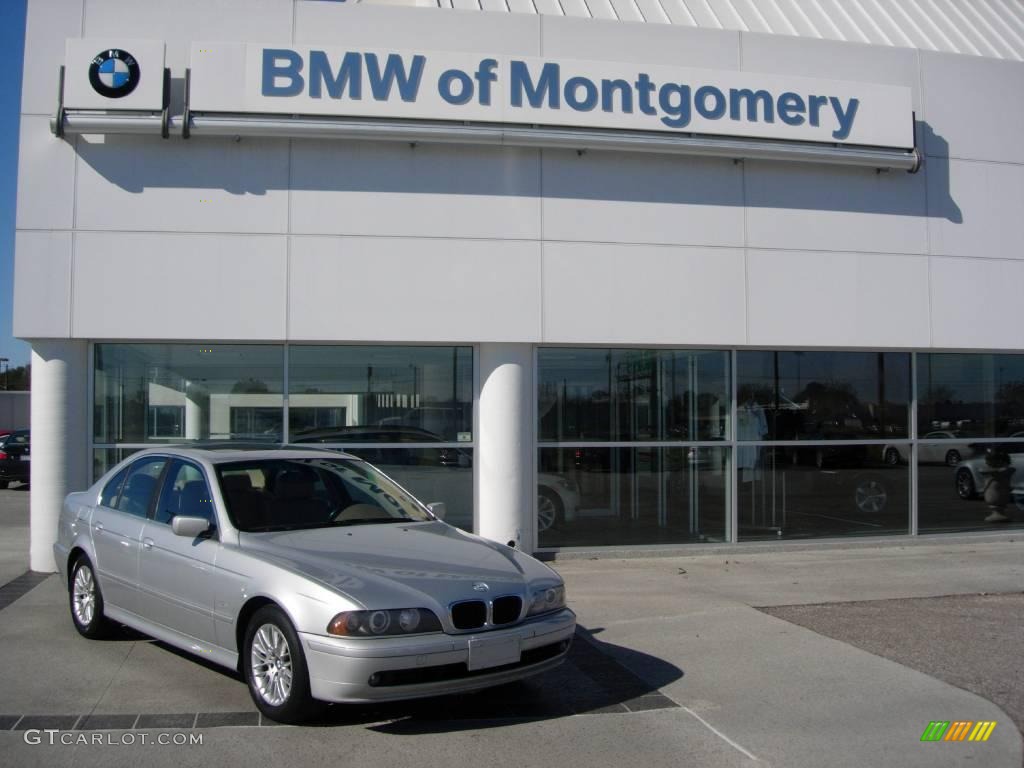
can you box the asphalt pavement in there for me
[0,486,1021,768]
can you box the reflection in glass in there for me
[736,351,910,441]
[737,445,908,540]
[538,348,730,442]
[288,346,473,443]
[94,344,284,443]
[344,447,473,533]
[537,447,730,547]
[917,353,1024,438]
[920,442,1024,532]
[93,448,142,482]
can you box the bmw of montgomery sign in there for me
[185,43,913,149]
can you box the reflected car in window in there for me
[882,431,978,467]
[954,438,1024,512]
[54,447,576,723]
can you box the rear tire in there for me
[945,450,962,467]
[0,480,8,490]
[69,556,115,639]
[883,449,900,466]
[243,605,323,724]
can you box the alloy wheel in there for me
[72,564,96,627]
[250,624,293,707]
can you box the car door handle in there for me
[93,522,104,533]
[142,538,154,551]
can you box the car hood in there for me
[238,521,558,610]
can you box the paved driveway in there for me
[0,487,1021,767]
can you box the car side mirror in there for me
[426,502,447,521]
[172,516,211,538]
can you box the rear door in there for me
[91,456,167,615]
[137,459,220,646]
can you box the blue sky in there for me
[0,0,27,366]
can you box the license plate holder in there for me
[467,635,521,671]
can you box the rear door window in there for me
[115,457,167,518]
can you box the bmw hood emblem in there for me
[89,49,140,99]
[472,582,490,592]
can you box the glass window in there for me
[154,460,215,527]
[345,447,473,532]
[115,457,167,518]
[537,446,730,547]
[538,348,730,442]
[917,353,1024,438]
[737,446,908,540]
[920,442,1024,533]
[736,351,910,440]
[93,344,284,444]
[288,346,473,443]
[100,466,130,508]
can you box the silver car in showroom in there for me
[54,447,576,723]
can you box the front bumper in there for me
[301,607,576,703]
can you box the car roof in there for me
[125,444,360,465]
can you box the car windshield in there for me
[215,457,434,532]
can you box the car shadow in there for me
[308,624,684,732]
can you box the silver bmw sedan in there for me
[54,447,576,723]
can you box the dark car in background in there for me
[0,429,30,489]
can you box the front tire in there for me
[243,606,322,724]
[956,469,976,500]
[537,487,564,533]
[69,556,114,639]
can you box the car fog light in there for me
[398,608,421,632]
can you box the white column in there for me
[30,340,89,573]
[477,343,534,552]
[184,383,204,440]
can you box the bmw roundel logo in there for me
[89,49,140,99]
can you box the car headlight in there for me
[527,585,566,616]
[327,608,442,637]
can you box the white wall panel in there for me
[930,256,1024,349]
[542,151,744,247]
[21,0,83,115]
[746,249,931,348]
[83,0,292,71]
[744,160,929,255]
[927,159,1024,260]
[71,233,287,339]
[74,135,289,233]
[541,242,746,344]
[16,116,76,231]
[920,51,1024,164]
[12,232,72,339]
[290,142,541,240]
[295,3,541,54]
[289,237,542,342]
[540,13,739,66]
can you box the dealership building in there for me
[15,0,1024,571]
